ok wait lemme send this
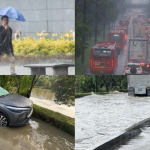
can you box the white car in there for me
[125,63,142,75]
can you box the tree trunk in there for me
[95,78,98,92]
[103,22,106,41]
[108,22,111,31]
[81,51,85,64]
[95,0,98,44]
[106,85,109,92]
[27,75,40,98]
[81,0,86,64]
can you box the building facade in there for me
[0,0,75,38]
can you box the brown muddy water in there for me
[0,117,74,150]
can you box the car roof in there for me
[93,42,116,49]
[127,63,141,65]
[109,30,123,34]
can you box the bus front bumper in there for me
[90,67,114,74]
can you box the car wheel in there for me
[0,113,8,127]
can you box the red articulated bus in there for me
[119,19,129,32]
[114,26,127,41]
[90,41,118,74]
[107,30,125,51]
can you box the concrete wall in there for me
[0,0,75,38]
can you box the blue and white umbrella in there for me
[0,6,25,21]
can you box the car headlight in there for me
[5,106,30,113]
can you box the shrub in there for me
[75,93,92,98]
[12,31,75,56]
[94,92,109,95]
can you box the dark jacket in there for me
[0,25,14,56]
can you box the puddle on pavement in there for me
[0,117,74,150]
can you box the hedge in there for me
[13,32,75,56]
[118,89,128,92]
[75,93,92,98]
[94,92,109,95]
[32,104,75,136]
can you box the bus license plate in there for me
[138,88,142,91]
[101,63,105,67]
[93,61,100,65]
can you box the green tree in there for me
[0,75,40,98]
[50,76,75,101]
[75,75,127,93]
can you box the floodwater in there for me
[0,117,74,150]
[75,92,150,149]
[115,127,150,150]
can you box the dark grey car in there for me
[0,87,33,127]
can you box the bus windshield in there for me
[123,16,130,19]
[92,49,112,59]
[115,29,125,33]
[120,21,128,26]
[109,33,122,41]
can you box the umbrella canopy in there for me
[0,6,25,21]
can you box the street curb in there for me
[87,117,150,150]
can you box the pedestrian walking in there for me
[0,15,16,75]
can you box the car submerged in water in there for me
[0,87,33,127]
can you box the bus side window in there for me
[114,50,118,59]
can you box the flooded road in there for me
[115,127,150,150]
[0,117,74,150]
[75,92,150,149]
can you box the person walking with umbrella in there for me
[0,15,16,75]
[0,6,25,75]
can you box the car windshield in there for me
[135,36,143,39]
[134,20,138,23]
[127,64,140,68]
[116,29,125,32]
[92,49,112,59]
[0,87,9,97]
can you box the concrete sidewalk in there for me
[30,96,75,118]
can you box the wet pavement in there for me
[0,117,74,150]
[85,9,150,75]
[75,92,150,149]
[85,15,132,75]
